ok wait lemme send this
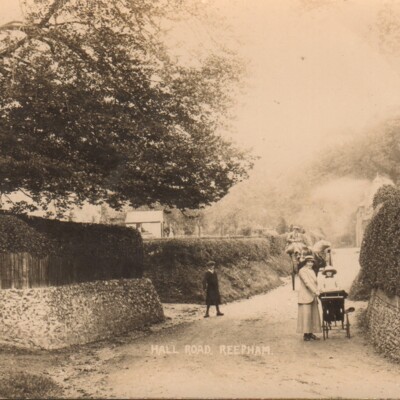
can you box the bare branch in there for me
[38,0,67,27]
[4,193,16,205]
[46,30,101,69]
[0,21,25,31]
[0,0,68,58]
[18,188,34,200]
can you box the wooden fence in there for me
[0,253,80,289]
[0,252,137,289]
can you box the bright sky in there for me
[2,0,400,176]
[212,0,400,174]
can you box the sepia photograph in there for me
[0,0,400,398]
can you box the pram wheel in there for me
[322,320,329,340]
[319,290,353,340]
[346,314,351,339]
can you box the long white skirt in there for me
[297,298,322,333]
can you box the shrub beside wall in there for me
[0,213,161,349]
[0,213,143,287]
[0,215,52,257]
[358,186,400,361]
[144,237,291,303]
[359,191,400,297]
[348,270,370,301]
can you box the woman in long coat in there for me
[297,255,321,340]
[202,261,224,318]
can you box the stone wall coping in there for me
[372,288,400,310]
[0,277,153,293]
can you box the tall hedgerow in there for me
[359,186,400,296]
[0,212,143,283]
[143,237,285,269]
[0,215,53,257]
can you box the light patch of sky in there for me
[0,0,23,23]
[208,0,400,173]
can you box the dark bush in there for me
[348,270,371,301]
[0,371,62,399]
[0,215,53,257]
[143,236,290,303]
[239,227,252,236]
[372,184,400,209]
[0,212,143,284]
[360,192,400,296]
[270,234,287,256]
[143,237,281,268]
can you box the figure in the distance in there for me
[202,261,224,318]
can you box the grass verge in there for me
[0,371,62,399]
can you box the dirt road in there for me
[53,248,400,399]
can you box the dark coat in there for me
[203,270,221,305]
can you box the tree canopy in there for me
[0,0,252,216]
[309,119,400,184]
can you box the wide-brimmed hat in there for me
[293,226,301,230]
[322,266,337,275]
[301,249,313,257]
[304,255,314,263]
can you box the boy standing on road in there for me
[202,261,224,318]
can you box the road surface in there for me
[53,248,400,399]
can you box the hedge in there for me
[143,236,290,303]
[348,270,371,301]
[144,236,285,269]
[0,212,143,284]
[0,215,52,257]
[359,186,400,296]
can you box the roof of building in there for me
[125,210,164,224]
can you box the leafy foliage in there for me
[372,184,399,209]
[0,212,143,282]
[19,214,144,281]
[348,270,371,301]
[359,186,400,296]
[143,236,291,303]
[311,119,400,183]
[0,214,53,256]
[0,371,61,399]
[0,0,252,215]
[143,236,285,269]
[276,216,289,234]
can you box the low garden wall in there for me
[0,214,163,349]
[0,278,164,349]
[366,289,400,362]
[143,236,292,303]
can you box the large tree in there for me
[0,0,252,216]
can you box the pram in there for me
[318,290,355,340]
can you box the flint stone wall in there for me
[367,288,400,362]
[0,278,164,349]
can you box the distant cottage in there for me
[125,210,164,238]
